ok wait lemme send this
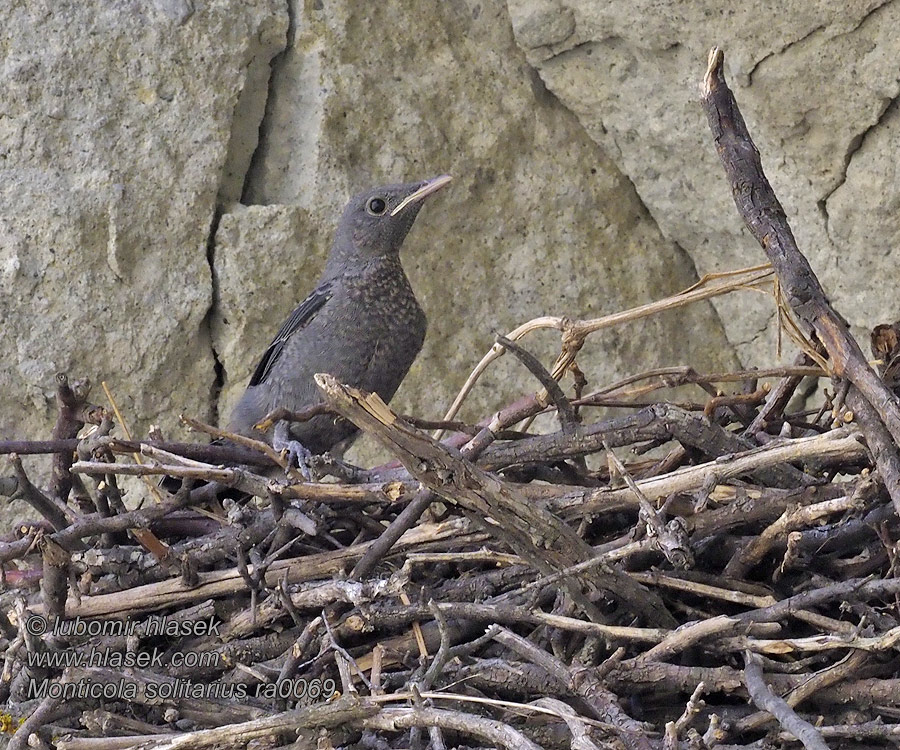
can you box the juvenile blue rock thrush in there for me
[228,174,452,466]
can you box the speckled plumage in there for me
[228,175,450,455]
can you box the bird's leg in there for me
[273,420,315,481]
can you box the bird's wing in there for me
[248,282,334,387]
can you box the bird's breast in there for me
[343,266,425,338]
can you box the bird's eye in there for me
[366,197,387,215]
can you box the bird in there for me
[227,174,451,472]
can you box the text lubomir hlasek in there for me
[50,615,220,638]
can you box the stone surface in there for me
[0,0,285,484]
[506,0,900,361]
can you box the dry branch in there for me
[315,373,676,628]
[702,45,900,513]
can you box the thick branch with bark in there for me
[701,46,900,513]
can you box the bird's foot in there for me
[283,440,315,480]
[273,421,315,481]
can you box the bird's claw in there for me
[284,440,314,481]
[273,421,315,481]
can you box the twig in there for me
[8,692,62,750]
[556,428,865,515]
[604,441,693,569]
[180,415,298,478]
[736,650,870,734]
[496,334,578,432]
[5,454,71,531]
[492,626,653,750]
[360,705,543,750]
[664,682,706,750]
[742,651,830,750]
[251,403,334,433]
[438,264,773,433]
[49,373,91,503]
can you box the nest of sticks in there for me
[4,48,900,750]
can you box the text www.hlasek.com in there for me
[26,647,214,670]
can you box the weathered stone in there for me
[512,3,576,50]
[0,0,286,466]
[824,103,900,330]
[506,0,900,361]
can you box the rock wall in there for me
[0,0,285,450]
[509,0,900,360]
[3,0,897,476]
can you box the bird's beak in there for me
[390,174,452,216]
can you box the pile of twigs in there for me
[3,48,900,750]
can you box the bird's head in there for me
[333,175,452,266]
